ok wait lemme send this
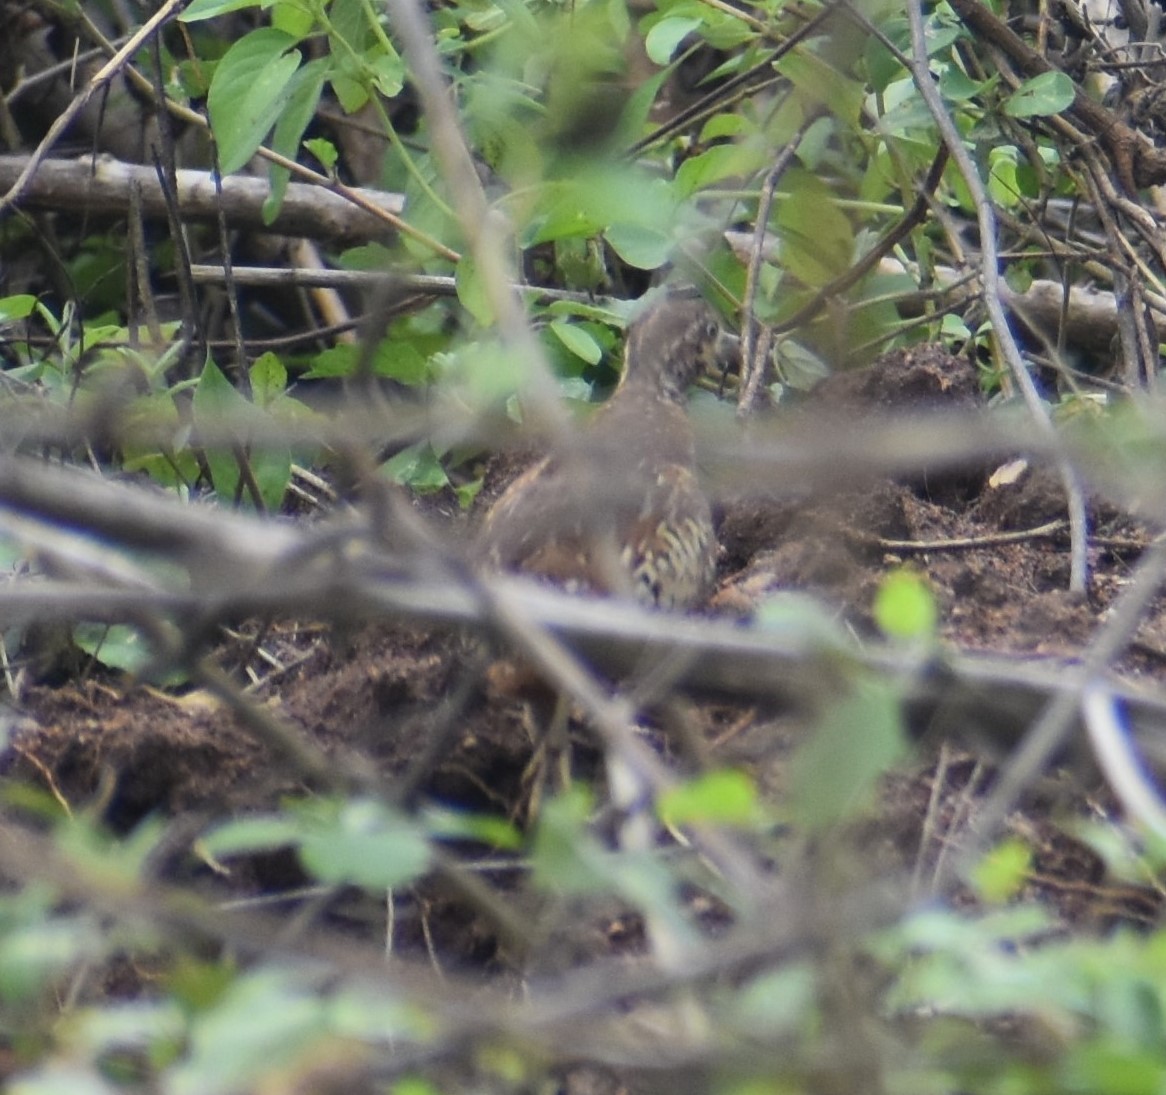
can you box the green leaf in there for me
[0,916,105,1004]
[776,170,854,287]
[604,222,673,270]
[192,358,249,501]
[777,50,865,126]
[368,51,405,98]
[754,591,850,649]
[0,294,36,323]
[674,138,769,199]
[202,815,302,858]
[789,676,905,829]
[251,446,292,512]
[207,29,302,175]
[304,137,338,171]
[181,0,265,20]
[272,0,317,37]
[644,15,702,64]
[611,66,670,146]
[530,787,607,893]
[172,968,326,1095]
[249,352,287,408]
[382,442,450,493]
[774,339,831,390]
[305,339,431,384]
[549,319,603,365]
[304,345,358,379]
[298,800,431,889]
[265,58,327,220]
[421,806,523,851]
[1004,70,1075,117]
[657,769,762,827]
[72,624,153,675]
[873,569,938,641]
[971,839,1032,903]
[456,257,494,326]
[988,144,1021,206]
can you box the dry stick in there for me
[127,181,160,347]
[147,20,203,366]
[905,0,1089,595]
[738,127,815,419]
[736,124,820,419]
[1075,149,1160,388]
[1083,683,1166,839]
[188,265,606,304]
[0,0,186,217]
[208,140,248,381]
[870,519,1068,553]
[947,534,1166,889]
[0,155,408,245]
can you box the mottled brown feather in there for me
[477,294,722,609]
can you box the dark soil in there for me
[6,342,1164,976]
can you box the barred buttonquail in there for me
[478,294,724,609]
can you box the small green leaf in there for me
[531,787,606,893]
[456,257,494,326]
[201,815,302,858]
[383,442,450,493]
[304,345,358,379]
[456,479,484,509]
[657,769,761,827]
[193,358,249,501]
[0,294,36,323]
[1004,71,1075,118]
[549,320,603,365]
[644,16,702,64]
[249,352,287,407]
[73,624,154,676]
[674,139,769,199]
[874,569,938,641]
[369,51,405,98]
[971,839,1032,903]
[422,806,522,850]
[304,137,338,171]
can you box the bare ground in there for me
[6,343,1164,981]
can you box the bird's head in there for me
[621,293,737,401]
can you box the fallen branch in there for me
[0,155,405,245]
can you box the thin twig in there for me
[0,0,186,216]
[738,132,812,418]
[905,0,1089,594]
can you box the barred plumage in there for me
[477,293,724,609]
